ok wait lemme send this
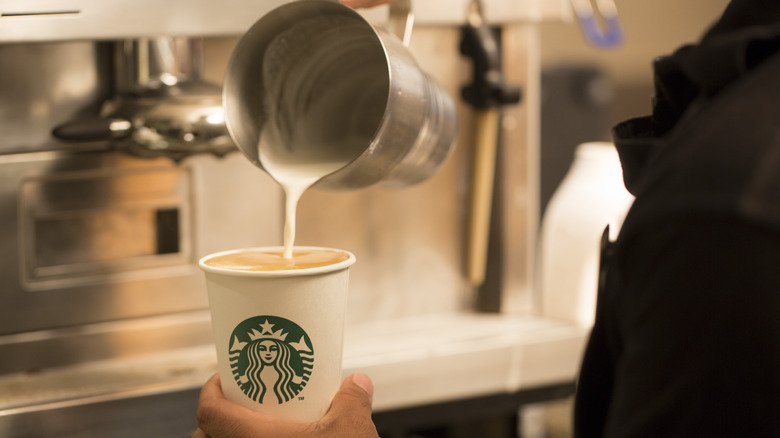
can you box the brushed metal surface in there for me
[0,40,281,376]
[0,151,203,336]
[0,41,112,154]
[0,149,282,373]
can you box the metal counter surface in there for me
[0,313,587,437]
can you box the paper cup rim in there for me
[198,246,356,277]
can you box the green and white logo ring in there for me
[229,315,314,404]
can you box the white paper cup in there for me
[199,246,355,422]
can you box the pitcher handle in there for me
[389,0,414,46]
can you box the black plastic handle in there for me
[52,118,117,142]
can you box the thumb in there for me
[320,373,377,436]
[328,373,374,416]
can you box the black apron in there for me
[574,1,780,436]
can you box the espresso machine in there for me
[0,1,589,436]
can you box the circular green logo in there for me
[229,315,314,404]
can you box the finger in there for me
[191,428,209,438]
[198,373,225,401]
[320,374,378,436]
[328,373,374,414]
[196,373,312,438]
[196,374,268,437]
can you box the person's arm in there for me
[193,373,379,438]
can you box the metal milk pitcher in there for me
[223,0,457,191]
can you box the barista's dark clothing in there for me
[574,1,780,436]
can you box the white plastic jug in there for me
[538,142,634,326]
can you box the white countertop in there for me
[0,312,588,414]
[344,313,588,411]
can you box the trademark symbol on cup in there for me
[299,396,305,401]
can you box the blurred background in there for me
[0,0,735,437]
[537,1,730,435]
[543,0,730,123]
[538,0,730,213]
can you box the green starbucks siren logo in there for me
[229,315,314,404]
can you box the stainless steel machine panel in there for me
[0,42,111,154]
[0,40,283,376]
[19,162,192,290]
[0,150,204,334]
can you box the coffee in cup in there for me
[204,248,351,272]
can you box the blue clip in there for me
[572,0,624,48]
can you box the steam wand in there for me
[460,0,521,290]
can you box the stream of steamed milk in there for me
[260,159,346,259]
